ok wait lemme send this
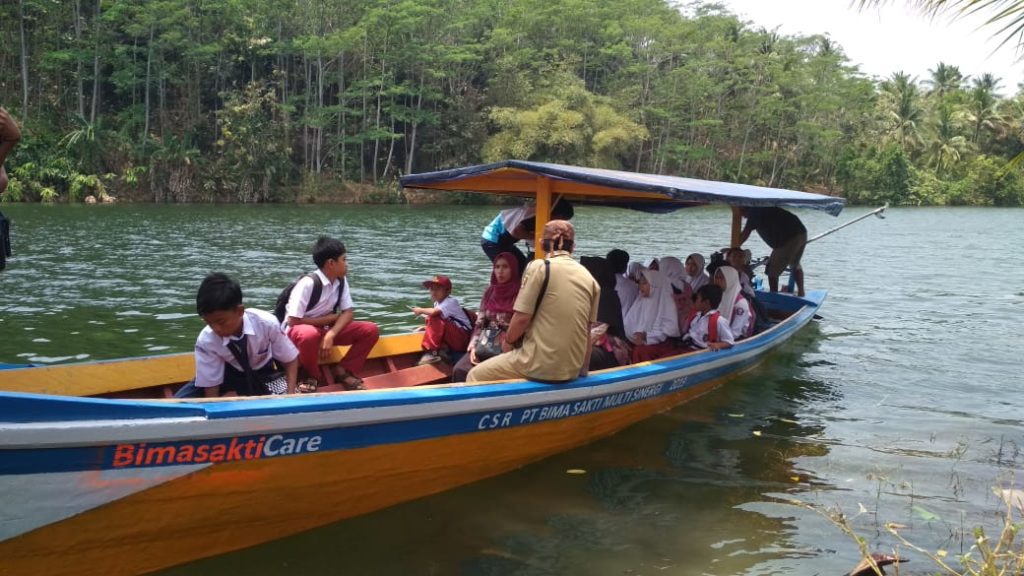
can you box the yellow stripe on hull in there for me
[0,333,425,397]
[0,374,732,576]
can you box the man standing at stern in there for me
[739,207,808,297]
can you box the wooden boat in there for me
[0,160,843,576]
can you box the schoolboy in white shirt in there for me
[283,236,380,390]
[683,284,735,351]
[191,272,299,397]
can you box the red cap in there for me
[421,275,452,291]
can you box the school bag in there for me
[273,273,346,322]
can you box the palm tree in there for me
[856,1,1024,50]
[925,62,965,100]
[967,73,1004,149]
[880,72,924,153]
[926,103,970,175]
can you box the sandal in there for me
[333,366,366,391]
[297,378,318,394]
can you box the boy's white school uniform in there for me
[685,310,735,349]
[194,308,299,388]
[284,269,353,325]
[436,296,472,330]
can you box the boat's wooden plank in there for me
[0,332,428,397]
[318,332,424,364]
[0,354,194,397]
[361,363,449,389]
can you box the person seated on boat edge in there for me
[453,252,521,382]
[739,206,807,297]
[623,268,682,363]
[580,255,630,371]
[283,236,379,391]
[175,273,300,398]
[466,220,600,384]
[713,266,755,339]
[655,256,693,332]
[606,248,639,314]
[479,199,574,273]
[681,284,735,352]
[412,274,473,365]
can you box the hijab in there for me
[581,256,625,339]
[481,252,521,315]
[685,253,710,292]
[626,261,645,282]
[623,269,681,343]
[658,256,686,291]
[716,265,742,321]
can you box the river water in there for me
[1,204,1021,575]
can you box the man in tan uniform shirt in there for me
[467,220,600,383]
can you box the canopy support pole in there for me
[730,206,743,247]
[534,176,552,260]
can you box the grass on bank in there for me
[791,487,1024,575]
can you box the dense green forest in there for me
[1,0,1023,205]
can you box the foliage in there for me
[0,0,1022,205]
[791,487,1024,576]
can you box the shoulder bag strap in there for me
[334,277,346,312]
[533,259,550,314]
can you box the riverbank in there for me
[4,165,1022,207]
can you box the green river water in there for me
[0,204,1021,575]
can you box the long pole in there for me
[807,203,887,244]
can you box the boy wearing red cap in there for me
[411,275,472,364]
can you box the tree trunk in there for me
[317,52,325,174]
[144,24,153,146]
[19,0,30,117]
[405,71,423,174]
[383,97,396,178]
[338,50,346,180]
[74,0,85,119]
[360,33,368,182]
[302,56,310,173]
[90,0,102,125]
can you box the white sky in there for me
[716,0,1024,93]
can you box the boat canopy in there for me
[400,160,845,216]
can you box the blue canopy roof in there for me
[400,160,845,216]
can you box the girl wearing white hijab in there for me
[624,268,682,362]
[684,253,710,292]
[656,256,692,333]
[617,262,643,313]
[714,266,755,338]
[658,257,686,290]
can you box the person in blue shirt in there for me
[479,199,573,271]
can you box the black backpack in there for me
[273,273,346,322]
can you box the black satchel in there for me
[473,325,504,361]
